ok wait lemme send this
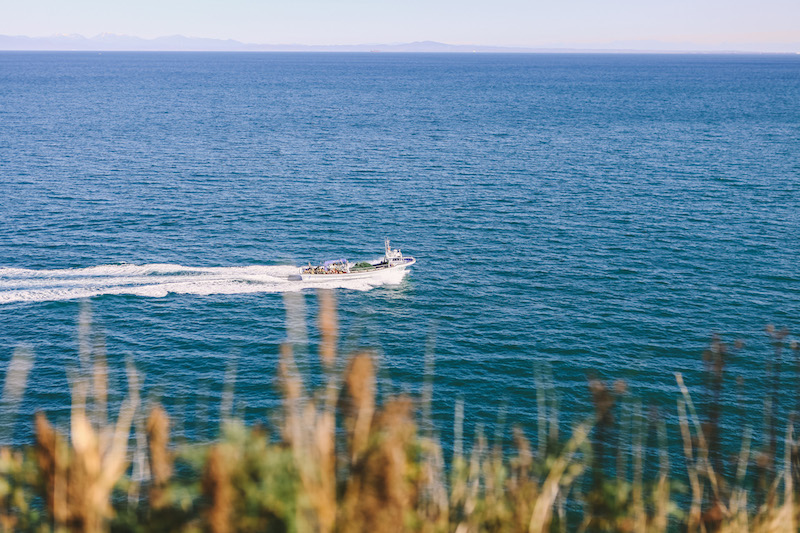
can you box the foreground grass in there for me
[1,293,799,532]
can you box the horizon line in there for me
[1,33,799,54]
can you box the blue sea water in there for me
[1,52,799,457]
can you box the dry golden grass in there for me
[33,359,138,532]
[0,297,798,532]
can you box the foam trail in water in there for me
[0,263,407,304]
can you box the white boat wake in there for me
[0,262,409,304]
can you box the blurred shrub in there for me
[0,299,798,532]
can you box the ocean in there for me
[1,52,799,455]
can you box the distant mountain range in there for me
[1,34,798,53]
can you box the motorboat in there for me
[300,239,416,281]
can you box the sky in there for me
[2,0,800,48]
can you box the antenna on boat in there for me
[385,237,390,256]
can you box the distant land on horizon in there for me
[1,33,799,54]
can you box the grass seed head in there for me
[318,290,338,368]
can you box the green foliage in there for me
[0,447,47,532]
[216,421,298,533]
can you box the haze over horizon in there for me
[2,0,799,53]
[1,33,798,54]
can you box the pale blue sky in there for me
[2,0,799,47]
